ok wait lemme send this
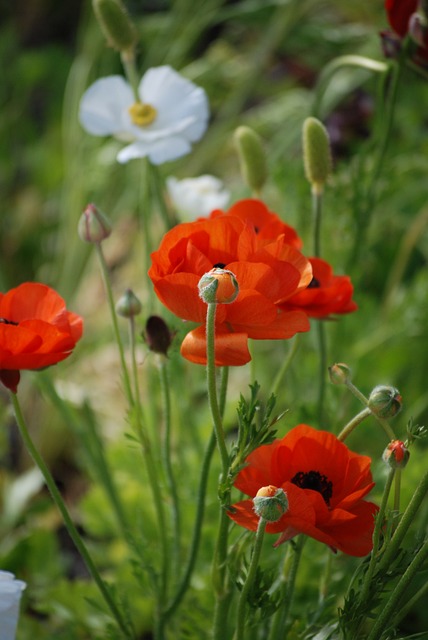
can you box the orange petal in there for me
[180,325,251,366]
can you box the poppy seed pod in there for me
[198,268,239,305]
[302,117,332,194]
[234,126,267,195]
[253,486,289,522]
[78,204,112,244]
[368,385,402,419]
[116,289,142,318]
[92,0,137,52]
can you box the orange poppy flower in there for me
[279,257,357,318]
[149,200,312,366]
[0,283,83,393]
[229,424,378,557]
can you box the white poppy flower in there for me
[0,571,26,640]
[79,65,209,165]
[166,175,230,220]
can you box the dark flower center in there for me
[291,470,333,506]
[307,277,321,289]
[213,262,226,269]
[0,318,18,326]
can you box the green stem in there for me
[344,380,396,440]
[312,187,323,258]
[212,508,233,639]
[10,392,134,639]
[121,50,140,101]
[159,359,181,573]
[390,580,428,629]
[337,407,372,441]
[149,162,177,229]
[95,243,134,406]
[393,468,402,515]
[268,536,306,640]
[367,540,428,640]
[234,518,267,640]
[377,470,428,576]
[316,320,327,427]
[359,467,395,606]
[272,335,300,397]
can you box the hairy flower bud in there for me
[368,385,402,419]
[328,362,351,385]
[198,268,239,304]
[253,486,288,522]
[116,288,142,318]
[92,0,137,52]
[234,126,267,195]
[302,117,332,194]
[145,315,174,356]
[78,203,112,244]
[383,440,410,469]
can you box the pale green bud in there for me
[253,486,288,522]
[116,288,142,318]
[368,385,402,419]
[302,117,332,194]
[234,126,267,195]
[328,363,351,385]
[78,203,112,244]
[92,0,137,52]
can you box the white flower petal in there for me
[0,571,26,640]
[167,175,230,219]
[117,136,192,165]
[79,76,134,136]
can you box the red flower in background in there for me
[0,283,83,393]
[279,257,357,318]
[385,0,417,37]
[229,424,378,557]
[384,0,428,62]
[149,199,312,366]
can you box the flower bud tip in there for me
[198,268,239,304]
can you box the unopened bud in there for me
[145,315,174,356]
[116,288,142,318]
[302,117,332,194]
[234,126,267,195]
[328,363,351,385]
[368,385,402,419]
[382,440,410,469]
[92,0,137,52]
[253,486,288,522]
[198,268,239,304]
[408,12,428,48]
[78,203,112,243]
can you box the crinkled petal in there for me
[79,76,134,136]
[180,325,251,366]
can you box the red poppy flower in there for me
[0,283,83,393]
[229,424,378,557]
[384,0,428,62]
[149,200,312,366]
[278,257,357,318]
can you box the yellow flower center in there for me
[128,102,157,127]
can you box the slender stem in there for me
[377,470,428,576]
[212,508,233,639]
[390,580,428,629]
[234,518,267,640]
[121,50,140,101]
[337,407,372,441]
[316,320,327,427]
[141,159,155,289]
[367,540,428,640]
[10,392,134,639]
[359,467,395,606]
[344,380,396,440]
[206,303,229,476]
[159,359,181,572]
[149,162,177,229]
[95,243,134,406]
[318,550,333,605]
[272,335,300,397]
[312,187,323,258]
[393,468,402,514]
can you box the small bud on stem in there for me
[78,203,112,244]
[198,268,239,305]
[234,126,267,196]
[92,0,137,53]
[253,486,288,522]
[302,117,332,195]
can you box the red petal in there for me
[180,325,251,366]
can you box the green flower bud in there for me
[234,126,267,195]
[92,0,137,52]
[302,117,332,194]
[368,385,402,419]
[198,268,239,305]
[382,440,410,469]
[145,315,174,356]
[328,363,351,385]
[116,288,142,318]
[253,486,288,522]
[78,203,112,244]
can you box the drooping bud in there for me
[92,0,137,52]
[382,440,410,469]
[78,203,112,244]
[253,486,288,522]
[145,315,174,356]
[234,126,267,195]
[328,363,351,385]
[302,117,332,195]
[198,268,239,305]
[368,385,402,419]
[116,288,142,318]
